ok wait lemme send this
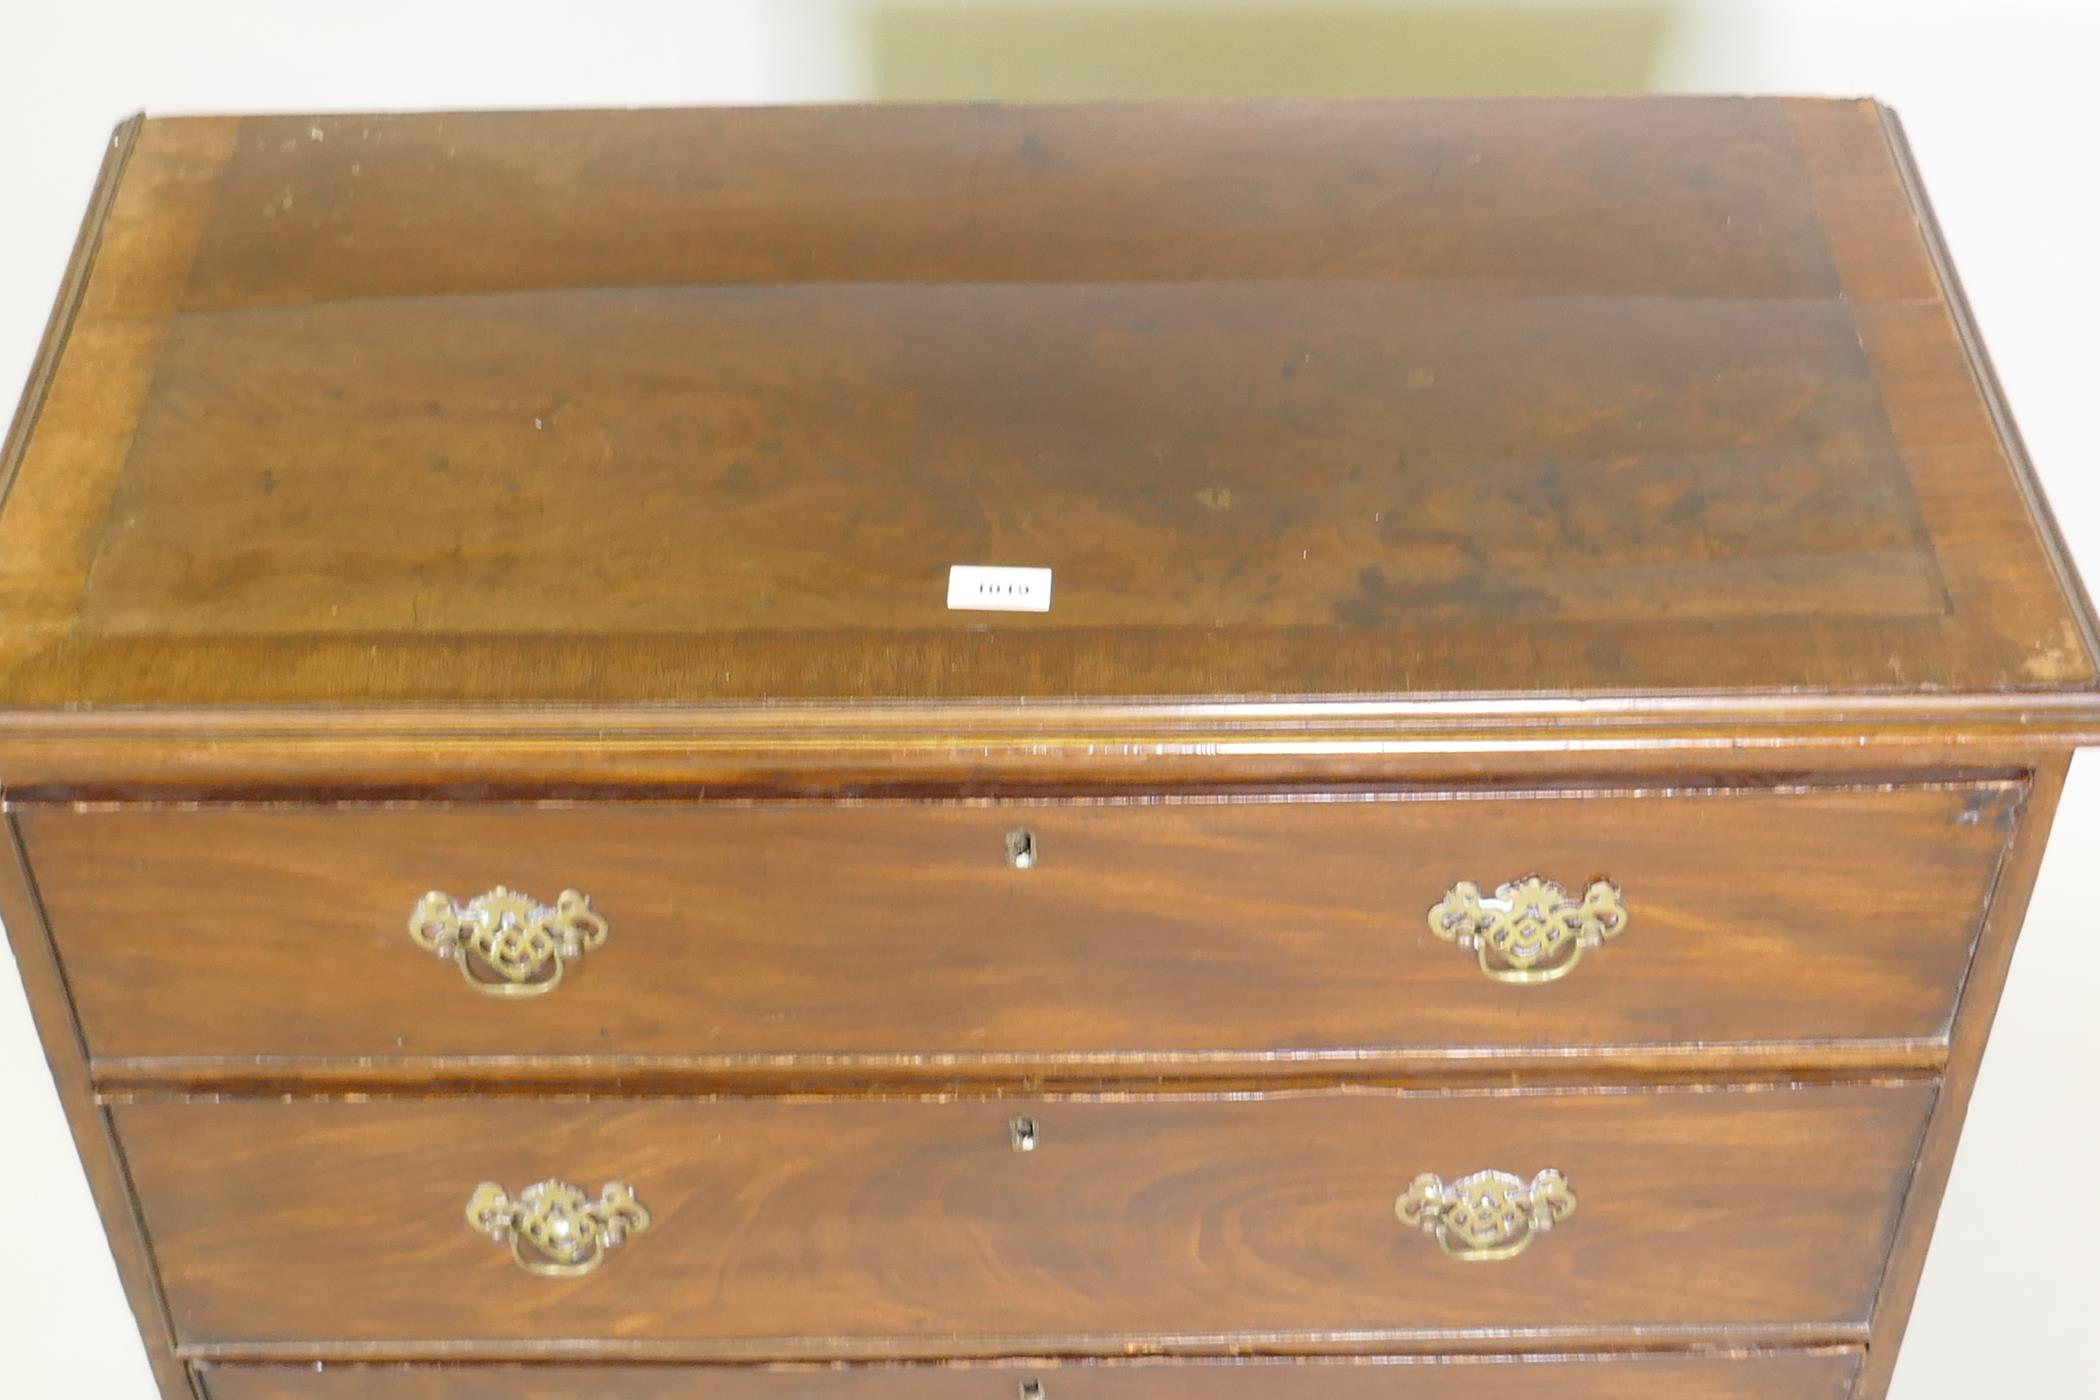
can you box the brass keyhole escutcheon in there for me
[1020,1381,1046,1400]
[1010,1116,1040,1152]
[1004,829,1038,869]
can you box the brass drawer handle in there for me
[1396,1168,1576,1262]
[409,886,608,998]
[466,1179,650,1277]
[1427,876,1626,984]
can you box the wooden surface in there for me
[0,98,2092,717]
[1853,754,2068,1397]
[0,814,193,1400]
[0,97,2086,1400]
[0,715,2090,798]
[118,1084,1932,1351]
[194,1350,1864,1399]
[25,782,2015,1080]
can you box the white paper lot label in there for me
[946,564,1053,612]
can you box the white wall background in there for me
[1,3,2093,1395]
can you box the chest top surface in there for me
[0,97,2092,729]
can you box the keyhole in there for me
[1019,1381,1046,1400]
[1009,1116,1039,1153]
[1004,829,1038,869]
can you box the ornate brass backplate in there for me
[408,886,608,997]
[1427,876,1627,984]
[1395,1168,1577,1261]
[465,1178,651,1277]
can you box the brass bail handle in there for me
[409,885,609,997]
[465,1179,650,1277]
[1427,876,1627,984]
[1396,1168,1577,1262]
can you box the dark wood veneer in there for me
[120,1085,1929,1350]
[22,781,2016,1075]
[0,100,2091,713]
[0,97,2089,1400]
[195,1351,1865,1399]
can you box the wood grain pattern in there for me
[0,811,196,1400]
[116,1084,1932,1351]
[0,715,2089,798]
[1853,755,2068,1397]
[0,99,2091,714]
[23,782,2016,1077]
[193,1350,1864,1400]
[88,281,1937,633]
[0,97,2088,1400]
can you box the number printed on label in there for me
[946,565,1053,613]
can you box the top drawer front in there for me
[25,781,2015,1072]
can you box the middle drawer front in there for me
[119,1082,1932,1348]
[31,781,2014,1072]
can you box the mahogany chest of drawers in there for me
[1,97,2092,1400]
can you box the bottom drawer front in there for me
[197,1354,1863,1399]
[122,1085,1930,1347]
